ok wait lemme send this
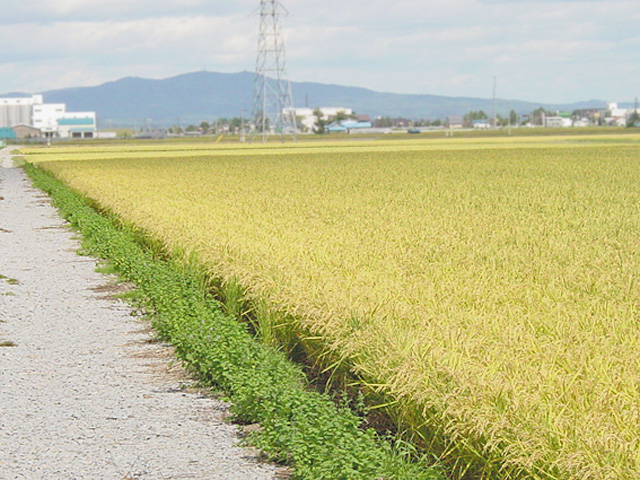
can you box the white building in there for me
[285,107,354,132]
[605,102,640,127]
[573,119,591,128]
[0,94,97,138]
[57,112,97,139]
[33,102,66,134]
[607,102,628,118]
[0,95,43,128]
[544,116,573,128]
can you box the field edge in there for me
[22,161,446,480]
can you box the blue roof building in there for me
[0,127,17,139]
[326,120,373,133]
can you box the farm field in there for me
[24,134,640,479]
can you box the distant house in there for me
[391,117,411,128]
[606,117,627,127]
[326,120,373,133]
[343,120,373,129]
[544,116,572,128]
[472,119,491,129]
[12,124,42,139]
[605,102,640,127]
[446,116,464,129]
[326,122,347,133]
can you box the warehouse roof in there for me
[58,118,95,126]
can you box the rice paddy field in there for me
[23,134,640,479]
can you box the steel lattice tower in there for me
[251,0,297,143]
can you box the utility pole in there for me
[493,76,497,129]
[241,108,246,143]
[251,0,297,143]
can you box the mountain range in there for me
[3,71,609,127]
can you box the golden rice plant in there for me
[29,137,640,479]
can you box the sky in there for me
[0,0,639,104]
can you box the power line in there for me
[251,0,297,143]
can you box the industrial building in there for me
[0,94,97,139]
[0,97,34,128]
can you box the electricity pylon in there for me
[251,0,297,143]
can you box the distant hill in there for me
[3,71,607,127]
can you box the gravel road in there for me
[0,149,280,480]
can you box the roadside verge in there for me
[23,161,443,480]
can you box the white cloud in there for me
[0,0,257,23]
[0,14,255,81]
[0,0,639,103]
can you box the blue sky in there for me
[1,0,638,103]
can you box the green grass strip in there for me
[23,162,443,480]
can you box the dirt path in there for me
[0,149,280,479]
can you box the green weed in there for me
[0,275,19,285]
[95,262,117,275]
[23,162,445,480]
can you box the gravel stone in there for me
[0,149,281,480]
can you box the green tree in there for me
[313,108,327,134]
[335,110,348,122]
[228,117,244,133]
[295,115,308,133]
[375,116,393,128]
[464,110,490,127]
[532,107,551,126]
[465,110,489,121]
[509,110,519,126]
